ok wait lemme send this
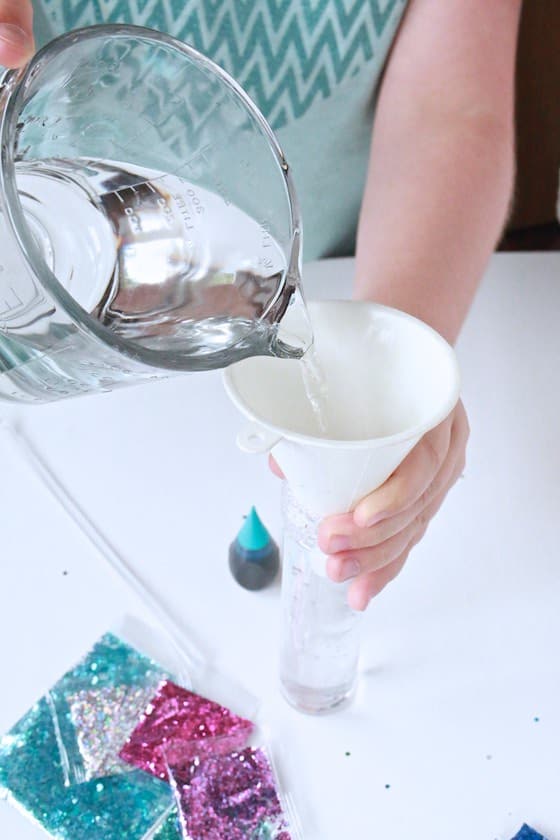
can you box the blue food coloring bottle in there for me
[229,508,279,591]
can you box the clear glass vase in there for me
[279,486,362,714]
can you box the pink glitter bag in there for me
[118,680,256,783]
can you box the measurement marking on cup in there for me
[1,286,25,315]
[8,286,23,306]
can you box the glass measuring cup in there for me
[0,24,311,403]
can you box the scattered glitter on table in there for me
[174,747,291,840]
[0,634,181,839]
[119,680,254,782]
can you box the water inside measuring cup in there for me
[22,158,289,350]
[0,157,305,399]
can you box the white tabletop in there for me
[1,253,560,840]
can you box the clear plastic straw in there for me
[1,418,204,673]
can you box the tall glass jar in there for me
[279,485,362,714]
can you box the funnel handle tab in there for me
[237,424,281,454]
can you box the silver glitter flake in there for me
[68,684,159,780]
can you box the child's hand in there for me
[0,1,34,68]
[317,401,468,610]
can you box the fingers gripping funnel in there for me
[224,301,461,520]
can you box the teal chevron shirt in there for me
[33,0,409,261]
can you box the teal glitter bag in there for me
[0,633,182,840]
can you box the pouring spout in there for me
[0,68,12,92]
[269,284,313,359]
[0,67,21,106]
[264,228,313,360]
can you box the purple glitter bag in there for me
[116,679,302,839]
[165,744,301,840]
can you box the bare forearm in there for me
[355,112,514,343]
[354,0,521,345]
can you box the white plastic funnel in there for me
[224,301,460,519]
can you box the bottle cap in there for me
[236,507,271,552]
